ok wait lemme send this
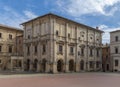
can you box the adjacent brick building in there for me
[102,44,111,72]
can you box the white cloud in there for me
[55,0,120,17]
[23,10,37,19]
[0,6,37,28]
[99,24,120,44]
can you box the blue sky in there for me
[0,0,120,43]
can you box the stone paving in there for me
[0,72,120,87]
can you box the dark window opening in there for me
[90,48,93,57]
[115,36,118,42]
[59,45,63,54]
[81,48,84,56]
[56,30,58,36]
[35,45,37,54]
[28,35,30,39]
[9,34,12,39]
[96,49,99,57]
[78,51,80,56]
[9,46,12,53]
[115,60,119,66]
[70,47,74,55]
[115,47,118,54]
[90,61,94,68]
[43,44,46,54]
[68,33,70,38]
[27,46,30,55]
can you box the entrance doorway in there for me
[69,59,74,72]
[106,64,109,71]
[42,59,47,72]
[33,59,38,71]
[80,60,84,70]
[57,59,64,72]
[26,59,30,71]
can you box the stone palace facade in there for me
[110,30,120,72]
[22,13,103,73]
[0,24,23,70]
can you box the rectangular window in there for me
[70,47,74,55]
[0,60,1,64]
[27,46,30,55]
[90,48,93,57]
[0,33,2,38]
[8,46,12,53]
[78,51,80,56]
[96,49,99,57]
[115,36,118,42]
[81,48,84,56]
[59,45,63,54]
[43,44,46,54]
[9,34,12,39]
[90,61,94,68]
[115,47,118,54]
[68,33,70,38]
[56,30,58,36]
[35,45,37,54]
[28,35,30,39]
[115,60,119,66]
[96,61,99,68]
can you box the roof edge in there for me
[21,13,104,33]
[0,24,23,31]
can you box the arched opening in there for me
[106,64,109,71]
[26,59,30,71]
[42,59,47,72]
[69,59,74,72]
[57,59,64,72]
[19,61,22,67]
[33,59,38,71]
[80,60,84,71]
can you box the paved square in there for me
[0,73,120,87]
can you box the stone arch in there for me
[33,59,38,71]
[26,59,30,71]
[80,60,84,71]
[42,59,47,72]
[57,59,64,72]
[69,59,74,72]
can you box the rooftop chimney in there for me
[96,26,99,29]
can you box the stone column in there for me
[99,48,102,71]
[30,62,33,71]
[94,48,96,71]
[65,23,69,73]
[21,59,24,71]
[37,63,40,72]
[50,18,57,73]
[94,31,96,71]
[85,46,88,71]
[45,62,50,73]
[75,26,79,72]
[52,62,57,73]
[11,59,13,71]
[76,62,80,72]
[86,29,89,72]
[65,62,69,73]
